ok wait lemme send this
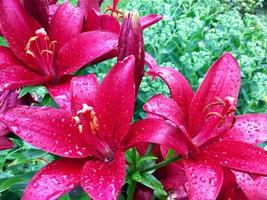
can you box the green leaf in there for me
[138,174,167,200]
[19,86,47,99]
[131,171,141,182]
[58,193,71,200]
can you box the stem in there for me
[141,155,181,173]
[144,143,155,156]
[126,181,136,200]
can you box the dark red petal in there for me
[57,31,118,76]
[22,0,50,29]
[217,169,237,200]
[157,163,188,199]
[118,12,144,93]
[144,94,188,134]
[78,0,100,18]
[49,2,83,49]
[85,9,120,34]
[147,66,193,121]
[222,114,267,144]
[1,106,91,158]
[0,136,14,150]
[126,118,189,156]
[0,65,52,91]
[140,14,163,30]
[189,53,241,138]
[81,151,125,200]
[0,0,41,70]
[197,141,267,175]
[134,185,153,200]
[95,56,135,148]
[183,160,223,200]
[145,52,158,69]
[0,46,21,67]
[70,74,99,114]
[22,158,85,200]
[46,80,71,112]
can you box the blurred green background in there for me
[0,0,266,199]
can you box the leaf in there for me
[19,85,47,100]
[0,172,36,192]
[138,173,167,200]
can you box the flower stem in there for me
[126,181,136,200]
[144,143,155,156]
[141,155,181,173]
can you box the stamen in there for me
[72,116,81,124]
[41,49,53,55]
[206,112,223,120]
[77,104,93,115]
[78,124,83,133]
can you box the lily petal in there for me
[145,52,158,69]
[197,141,267,175]
[49,2,83,49]
[85,9,120,34]
[70,74,99,114]
[46,80,71,112]
[23,158,85,200]
[144,94,187,134]
[222,114,267,144]
[81,151,125,200]
[0,0,41,70]
[1,106,91,158]
[189,52,240,138]
[78,0,100,17]
[0,46,21,67]
[183,160,223,200]
[233,171,267,199]
[156,163,188,199]
[118,12,144,93]
[147,66,193,120]
[0,136,14,150]
[22,0,50,29]
[57,31,118,76]
[95,56,135,148]
[0,65,52,91]
[140,14,163,30]
[126,118,188,156]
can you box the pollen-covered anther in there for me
[104,5,124,19]
[25,36,38,57]
[72,116,81,125]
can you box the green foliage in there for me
[221,0,264,14]
[122,0,267,114]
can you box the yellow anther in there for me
[72,116,81,125]
[25,36,39,57]
[78,124,83,133]
[26,49,35,57]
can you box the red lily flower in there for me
[0,89,19,150]
[128,52,267,199]
[1,56,180,199]
[78,0,163,34]
[0,0,118,92]
[118,12,144,94]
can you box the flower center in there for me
[72,104,114,162]
[203,96,236,128]
[25,28,57,76]
[192,96,236,146]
